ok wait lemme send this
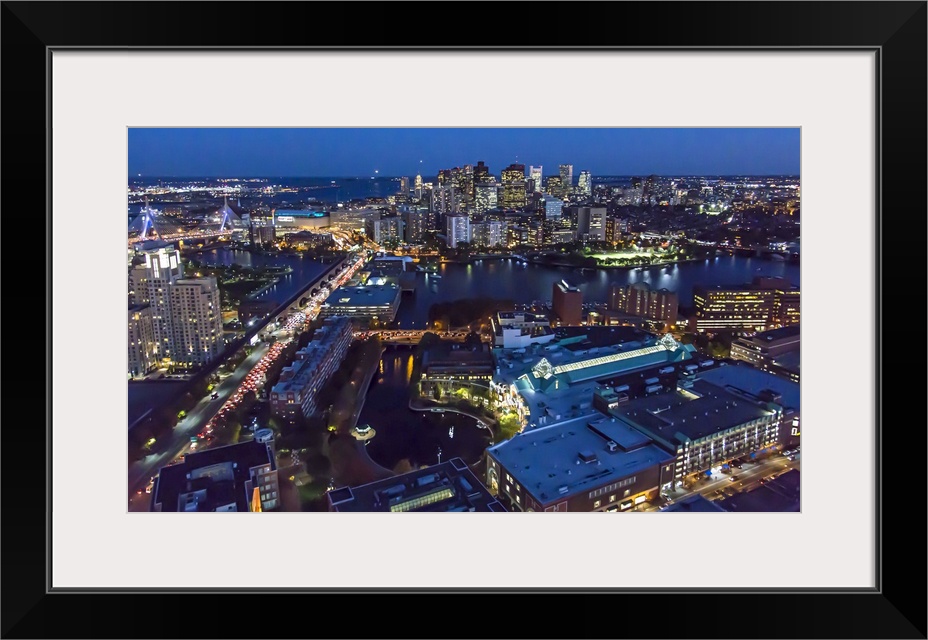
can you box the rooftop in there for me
[661,494,727,512]
[152,440,274,512]
[488,415,674,505]
[717,469,800,512]
[697,363,800,413]
[328,457,504,512]
[745,325,801,343]
[323,283,401,307]
[612,379,772,444]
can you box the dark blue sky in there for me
[128,128,799,178]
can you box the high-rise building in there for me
[529,166,543,193]
[552,280,583,326]
[128,304,157,378]
[437,169,452,186]
[577,170,592,196]
[605,217,627,245]
[399,176,410,194]
[366,216,405,246]
[168,276,225,368]
[404,209,428,244]
[463,164,475,206]
[430,185,458,228]
[543,195,563,222]
[500,163,527,210]
[445,214,471,248]
[474,181,498,214]
[471,220,507,247]
[573,206,607,242]
[545,175,565,199]
[414,174,423,201]
[690,276,800,333]
[129,242,224,367]
[474,161,490,184]
[608,282,679,327]
[559,164,574,194]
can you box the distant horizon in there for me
[129,173,800,180]
[128,128,800,177]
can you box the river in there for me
[393,255,799,328]
[190,249,798,466]
[188,249,338,305]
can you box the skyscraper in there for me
[544,175,563,199]
[474,181,498,215]
[500,163,526,210]
[414,174,423,201]
[400,176,410,194]
[559,164,574,194]
[463,164,475,207]
[474,161,490,184]
[577,170,592,196]
[529,166,543,193]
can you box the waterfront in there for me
[358,347,492,471]
[189,248,337,305]
[393,255,799,327]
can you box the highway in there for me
[128,343,270,499]
[129,251,368,507]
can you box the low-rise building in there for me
[328,457,505,512]
[151,439,279,512]
[730,325,800,382]
[486,415,675,512]
[490,311,555,349]
[320,283,402,322]
[270,317,353,420]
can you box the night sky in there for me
[128,128,800,178]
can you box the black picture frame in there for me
[3,1,925,638]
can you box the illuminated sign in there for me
[634,495,647,505]
[249,334,260,346]
[791,427,800,437]
[277,216,295,222]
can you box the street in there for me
[128,343,270,502]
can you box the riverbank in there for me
[326,339,397,485]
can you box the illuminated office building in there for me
[500,163,527,210]
[691,276,800,333]
[559,164,574,193]
[577,170,592,196]
[528,166,543,193]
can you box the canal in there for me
[358,347,492,471]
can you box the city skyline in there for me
[128,128,801,178]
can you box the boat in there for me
[448,427,454,438]
[430,274,442,280]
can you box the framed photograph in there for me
[5,1,924,638]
